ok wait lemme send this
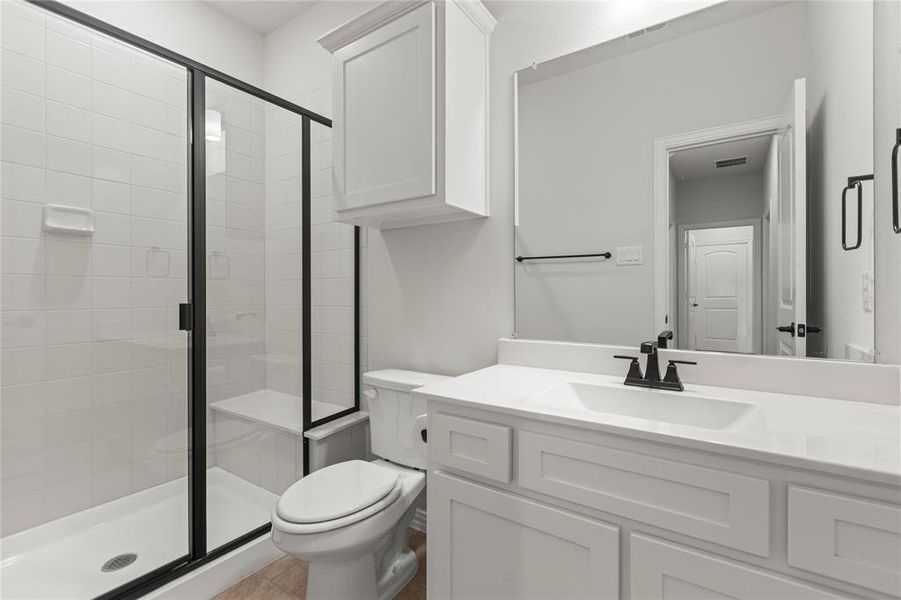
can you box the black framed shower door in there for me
[25,2,361,599]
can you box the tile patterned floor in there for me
[213,529,427,600]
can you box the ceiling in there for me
[669,135,773,181]
[202,0,317,34]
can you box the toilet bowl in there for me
[271,370,449,600]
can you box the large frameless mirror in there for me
[514,0,897,363]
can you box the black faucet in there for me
[614,335,696,391]
[657,330,673,348]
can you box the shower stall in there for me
[0,1,361,597]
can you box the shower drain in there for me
[101,553,137,572]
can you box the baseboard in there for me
[410,507,427,533]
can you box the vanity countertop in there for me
[414,364,901,486]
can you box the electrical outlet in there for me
[615,245,644,266]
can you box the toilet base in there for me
[307,553,377,600]
[376,546,418,600]
[305,545,418,600]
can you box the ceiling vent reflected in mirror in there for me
[715,156,748,169]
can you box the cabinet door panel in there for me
[631,534,843,600]
[334,2,435,210]
[429,471,619,600]
[788,485,901,596]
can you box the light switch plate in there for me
[615,245,644,266]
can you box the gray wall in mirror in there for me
[513,0,895,363]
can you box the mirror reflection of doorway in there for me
[663,81,808,356]
[669,133,775,355]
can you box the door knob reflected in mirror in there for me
[777,323,796,336]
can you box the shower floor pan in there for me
[0,467,276,599]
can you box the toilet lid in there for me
[277,460,400,524]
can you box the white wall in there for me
[674,171,765,226]
[515,3,807,346]
[60,0,264,86]
[806,1,875,360]
[263,1,377,100]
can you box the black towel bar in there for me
[515,252,612,262]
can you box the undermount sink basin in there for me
[525,382,756,430]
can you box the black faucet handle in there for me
[613,355,644,383]
[660,359,697,392]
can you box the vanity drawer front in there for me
[631,534,844,600]
[788,486,901,596]
[430,413,512,483]
[518,431,770,556]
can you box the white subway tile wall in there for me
[263,98,302,398]
[0,1,189,535]
[204,80,267,411]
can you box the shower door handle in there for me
[892,128,901,233]
[179,303,193,332]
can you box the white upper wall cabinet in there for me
[319,0,495,229]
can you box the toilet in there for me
[271,369,449,600]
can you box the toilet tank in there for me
[362,370,451,470]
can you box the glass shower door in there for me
[308,119,360,429]
[0,2,191,597]
[202,77,306,551]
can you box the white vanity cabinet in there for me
[429,472,620,599]
[630,535,845,600]
[318,0,495,229]
[425,401,901,600]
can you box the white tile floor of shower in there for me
[0,467,277,599]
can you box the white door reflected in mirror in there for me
[682,226,753,354]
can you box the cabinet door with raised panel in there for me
[333,2,435,211]
[630,534,844,600]
[428,471,620,600]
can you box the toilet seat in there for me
[276,460,404,534]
